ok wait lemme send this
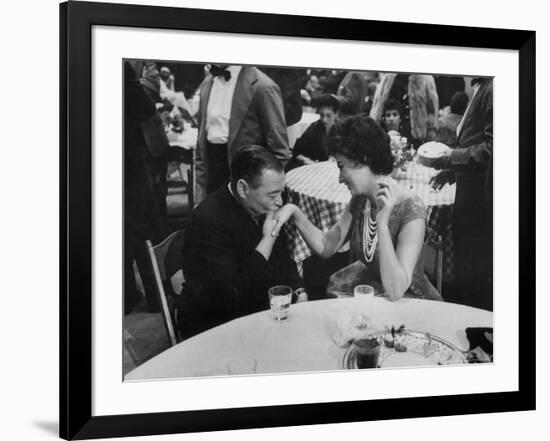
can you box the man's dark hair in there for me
[383,98,404,116]
[450,91,469,115]
[230,145,284,188]
[313,93,340,113]
[338,99,360,117]
[327,114,394,175]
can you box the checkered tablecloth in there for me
[285,159,456,280]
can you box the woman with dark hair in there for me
[381,98,407,136]
[370,73,439,148]
[272,114,442,301]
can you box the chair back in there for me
[167,146,194,209]
[423,234,443,296]
[146,229,185,347]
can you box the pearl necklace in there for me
[362,200,378,263]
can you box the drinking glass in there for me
[353,336,381,368]
[268,285,293,320]
[354,284,375,298]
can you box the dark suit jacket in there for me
[287,120,329,170]
[194,67,290,203]
[448,79,493,237]
[436,112,462,147]
[179,186,301,338]
[124,61,168,244]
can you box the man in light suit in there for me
[194,64,290,203]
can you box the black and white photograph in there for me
[2,0,546,437]
[50,1,537,439]
[123,61,494,380]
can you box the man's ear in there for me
[236,179,249,198]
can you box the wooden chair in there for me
[423,234,444,297]
[167,146,194,209]
[146,229,186,347]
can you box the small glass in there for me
[354,284,375,298]
[268,285,293,320]
[353,336,381,368]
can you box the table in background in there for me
[125,297,492,380]
[285,159,456,281]
[166,125,198,150]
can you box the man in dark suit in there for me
[179,146,301,339]
[194,64,290,204]
[430,78,493,310]
[124,61,169,313]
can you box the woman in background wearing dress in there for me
[272,114,442,301]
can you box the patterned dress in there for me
[327,194,443,301]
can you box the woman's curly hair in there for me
[327,114,394,175]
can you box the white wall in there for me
[0,0,546,440]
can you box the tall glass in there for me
[268,285,293,320]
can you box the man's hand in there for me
[257,211,280,261]
[270,204,297,237]
[262,210,280,239]
[429,170,455,190]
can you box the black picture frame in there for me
[60,1,536,439]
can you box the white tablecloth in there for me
[286,159,455,208]
[167,127,198,150]
[126,297,492,380]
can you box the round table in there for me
[125,297,492,380]
[285,160,456,279]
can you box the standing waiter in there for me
[194,64,290,203]
[429,77,493,311]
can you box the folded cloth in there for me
[465,327,493,362]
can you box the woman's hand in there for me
[376,179,398,226]
[270,204,297,237]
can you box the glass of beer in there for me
[268,285,293,320]
[353,336,382,368]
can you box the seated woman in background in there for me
[287,94,339,170]
[273,114,442,301]
[381,98,409,139]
